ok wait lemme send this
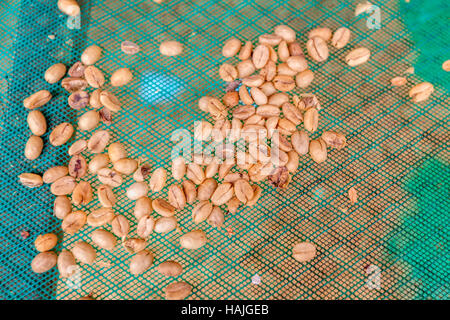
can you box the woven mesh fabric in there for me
[0,0,448,300]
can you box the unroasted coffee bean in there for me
[111,215,129,238]
[321,131,347,149]
[210,183,234,206]
[227,196,241,213]
[182,180,197,204]
[58,0,80,16]
[268,166,290,188]
[252,44,270,69]
[287,56,308,72]
[91,229,116,250]
[345,47,370,66]
[309,138,327,163]
[238,40,252,60]
[291,130,310,155]
[61,77,88,92]
[68,154,87,178]
[223,91,239,108]
[409,82,434,103]
[89,89,102,109]
[273,75,295,91]
[54,195,71,219]
[57,250,77,278]
[24,135,43,160]
[127,182,149,200]
[31,251,57,273]
[193,121,212,141]
[35,233,57,252]
[72,181,93,205]
[81,45,102,65]
[242,74,264,87]
[286,150,300,173]
[68,90,90,110]
[68,139,87,156]
[260,81,277,96]
[164,282,192,300]
[27,110,47,136]
[136,215,155,238]
[157,261,183,277]
[219,63,238,82]
[133,163,151,182]
[160,40,183,56]
[277,40,290,62]
[61,210,87,234]
[121,41,140,55]
[239,85,254,105]
[331,27,351,49]
[171,156,186,181]
[205,97,227,119]
[296,93,321,111]
[277,118,296,136]
[134,197,152,220]
[303,107,319,132]
[68,61,85,78]
[89,154,109,174]
[154,216,177,233]
[23,90,51,109]
[234,179,254,204]
[108,142,127,162]
[207,206,224,227]
[222,37,241,57]
[50,176,76,195]
[100,90,121,112]
[130,250,153,275]
[72,241,96,264]
[49,122,74,146]
[114,158,138,175]
[277,63,297,77]
[84,65,105,88]
[186,163,205,185]
[88,130,110,153]
[308,27,332,41]
[237,59,256,78]
[233,105,255,120]
[87,207,114,227]
[288,41,304,56]
[78,111,99,133]
[268,92,289,106]
[98,106,112,125]
[153,198,175,217]
[306,37,329,62]
[391,76,407,86]
[259,33,282,46]
[292,242,317,262]
[197,178,217,201]
[192,200,213,224]
[250,87,268,105]
[123,238,146,254]
[180,230,207,250]
[246,185,262,206]
[97,184,116,207]
[45,63,66,83]
[149,167,167,192]
[168,184,186,209]
[282,102,303,125]
[274,25,296,43]
[110,68,133,86]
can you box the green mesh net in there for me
[0,0,448,300]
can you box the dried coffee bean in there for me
[134,197,153,220]
[292,242,317,262]
[210,183,234,206]
[391,76,407,86]
[68,139,87,156]
[160,40,183,56]
[61,210,87,234]
[234,179,254,204]
[58,0,80,16]
[207,206,224,228]
[303,107,319,132]
[250,87,268,105]
[100,90,121,112]
[89,153,109,174]
[246,185,262,206]
[97,184,116,207]
[287,56,308,72]
[49,122,74,146]
[291,130,309,155]
[409,82,434,103]
[153,198,176,217]
[288,41,304,56]
[345,47,370,66]
[277,63,297,77]
[27,110,47,136]
[180,230,207,250]
[149,167,167,192]
[157,261,183,277]
[111,215,129,238]
[242,74,264,87]
[90,88,102,108]
[193,121,213,141]
[54,196,71,219]
[50,176,76,195]
[24,135,43,160]
[309,138,327,163]
[31,252,57,273]
[259,34,282,46]
[72,241,96,264]
[321,131,347,149]
[306,36,329,62]
[168,185,186,209]
[297,93,321,110]
[154,216,177,233]
[273,75,295,91]
[110,68,133,87]
[227,196,241,213]
[239,85,254,105]
[108,142,127,162]
[277,118,296,136]
[123,238,147,254]
[68,154,87,178]
[130,250,153,275]
[121,41,140,55]
[331,27,351,49]
[114,158,138,175]
[296,69,314,88]
[274,25,296,43]
[197,178,217,201]
[171,156,186,181]
[223,91,239,108]
[87,130,110,153]
[61,77,88,92]
[72,181,93,205]
[222,37,241,57]
[81,45,102,65]
[268,166,290,188]
[133,163,151,182]
[99,107,112,125]
[286,150,300,173]
[282,102,303,125]
[237,59,255,78]
[84,65,105,88]
[233,105,255,120]
[127,182,149,200]
[98,168,123,187]
[23,90,51,109]
[57,250,77,278]
[182,180,197,204]
[308,27,332,41]
[164,282,192,300]
[136,215,155,238]
[87,207,114,227]
[45,63,66,83]
[186,163,205,185]
[68,90,89,110]
[219,63,238,82]
[252,44,270,69]
[68,61,85,78]
[192,200,213,224]
[91,229,116,250]
[35,233,57,252]
[238,40,252,60]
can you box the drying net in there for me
[0,0,448,300]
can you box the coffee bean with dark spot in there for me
[68,91,89,110]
